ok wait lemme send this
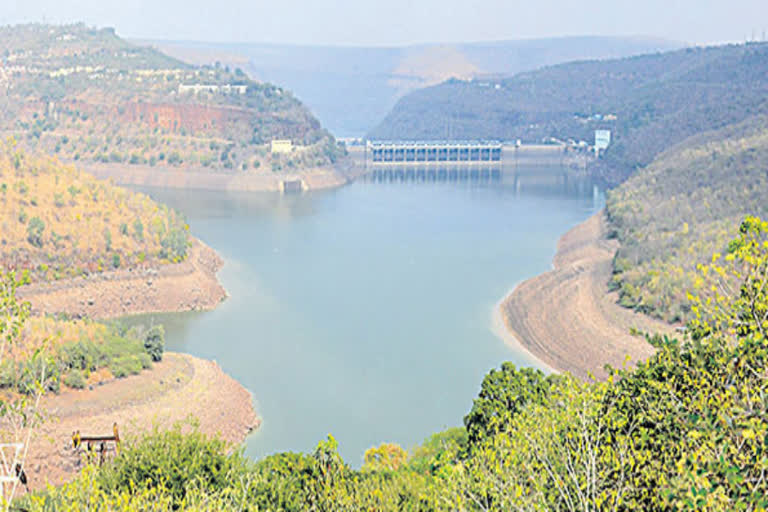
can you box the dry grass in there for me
[0,141,189,282]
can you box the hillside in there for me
[370,42,768,184]
[0,143,190,284]
[150,36,679,137]
[0,24,343,176]
[606,115,768,322]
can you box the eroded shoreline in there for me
[18,238,227,319]
[82,163,350,192]
[498,212,673,380]
[27,352,259,490]
[15,240,260,491]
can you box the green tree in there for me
[464,363,556,449]
[143,325,164,362]
[133,218,144,242]
[95,422,251,509]
[26,216,45,248]
[363,443,408,472]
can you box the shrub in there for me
[64,369,87,389]
[96,423,251,508]
[133,218,144,241]
[109,356,143,378]
[143,325,164,362]
[160,228,188,261]
[26,216,45,247]
[137,352,152,370]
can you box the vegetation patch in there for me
[606,116,768,322]
[0,143,190,282]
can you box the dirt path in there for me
[23,352,259,490]
[500,212,673,380]
[18,239,227,319]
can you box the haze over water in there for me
[130,171,602,465]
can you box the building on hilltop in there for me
[270,139,293,154]
[178,84,248,95]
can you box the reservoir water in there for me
[130,170,602,465]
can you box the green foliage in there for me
[363,443,408,472]
[464,363,556,448]
[0,271,31,349]
[0,323,156,394]
[63,368,86,389]
[103,227,112,251]
[143,325,165,362]
[688,215,768,342]
[108,355,143,378]
[607,116,768,322]
[96,422,251,509]
[160,226,189,262]
[408,427,467,476]
[26,216,45,247]
[133,217,144,242]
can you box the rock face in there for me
[121,102,250,134]
[18,239,227,319]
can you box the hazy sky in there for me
[4,0,768,46]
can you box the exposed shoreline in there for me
[81,161,351,192]
[498,211,673,380]
[14,239,261,493]
[18,238,227,320]
[26,352,260,490]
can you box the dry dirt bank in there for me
[82,162,349,192]
[24,352,259,490]
[500,212,674,380]
[17,239,226,319]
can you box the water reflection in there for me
[359,165,596,199]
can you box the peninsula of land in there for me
[18,239,227,319]
[499,212,673,380]
[26,352,259,490]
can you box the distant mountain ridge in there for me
[370,42,768,184]
[146,36,681,137]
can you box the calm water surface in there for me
[129,171,602,464]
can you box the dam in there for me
[349,140,591,186]
[368,141,502,163]
[356,141,590,173]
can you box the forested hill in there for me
[0,24,343,173]
[606,115,768,322]
[369,42,768,184]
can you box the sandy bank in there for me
[499,212,673,380]
[23,352,259,490]
[82,162,350,192]
[17,239,227,320]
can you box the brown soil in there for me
[82,162,349,192]
[23,352,259,490]
[500,212,673,380]
[17,238,227,319]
